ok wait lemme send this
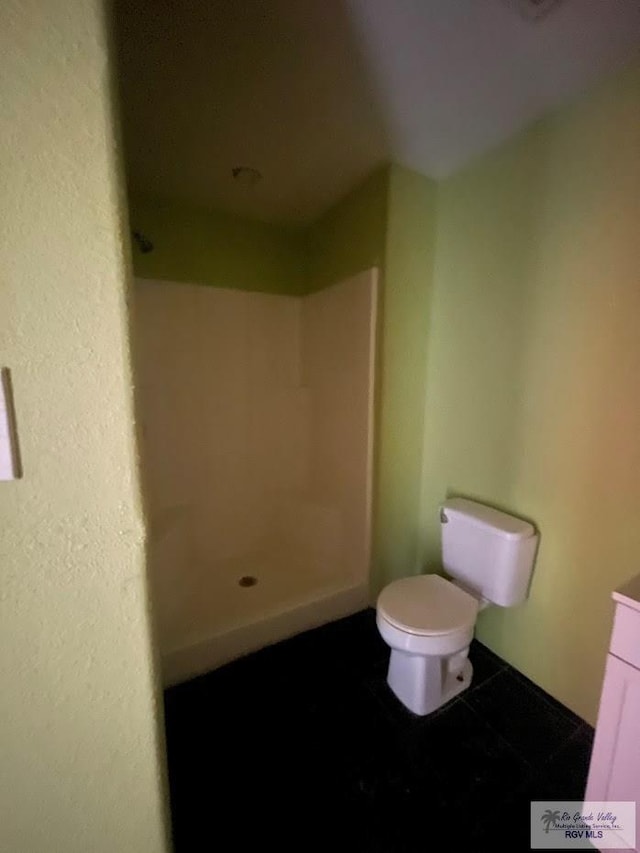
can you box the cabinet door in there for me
[586,653,640,851]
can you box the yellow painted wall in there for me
[421,60,640,724]
[0,1,170,851]
[130,195,306,295]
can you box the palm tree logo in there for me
[541,810,561,833]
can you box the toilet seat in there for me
[377,574,478,637]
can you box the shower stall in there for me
[134,269,377,684]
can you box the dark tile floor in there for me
[163,609,594,852]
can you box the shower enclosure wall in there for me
[134,270,377,683]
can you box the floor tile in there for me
[407,699,530,795]
[510,666,586,729]
[465,668,583,767]
[468,638,508,689]
[532,723,595,801]
[163,608,592,852]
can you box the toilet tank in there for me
[441,498,538,607]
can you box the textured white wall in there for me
[0,1,169,851]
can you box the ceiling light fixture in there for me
[504,0,563,21]
[231,166,262,187]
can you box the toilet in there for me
[376,498,538,716]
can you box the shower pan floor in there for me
[157,545,369,686]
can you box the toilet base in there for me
[387,649,473,716]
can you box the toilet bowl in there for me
[377,574,478,716]
[376,498,538,716]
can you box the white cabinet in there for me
[585,576,640,852]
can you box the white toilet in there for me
[376,498,538,716]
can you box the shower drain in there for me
[238,575,258,588]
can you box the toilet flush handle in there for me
[440,508,449,524]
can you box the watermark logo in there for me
[531,801,636,849]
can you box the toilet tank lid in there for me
[442,498,535,541]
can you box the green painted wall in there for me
[375,165,437,592]
[420,60,640,724]
[129,168,389,298]
[303,166,389,292]
[126,60,640,726]
[130,195,306,294]
[129,165,437,605]
[0,1,169,851]
[301,164,437,594]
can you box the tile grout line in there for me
[459,694,540,775]
[467,662,509,695]
[542,721,593,767]
[506,665,588,729]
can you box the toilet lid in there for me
[377,574,478,636]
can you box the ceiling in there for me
[113,0,640,225]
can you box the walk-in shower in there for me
[134,269,377,684]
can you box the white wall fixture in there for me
[0,368,21,481]
[503,0,562,22]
